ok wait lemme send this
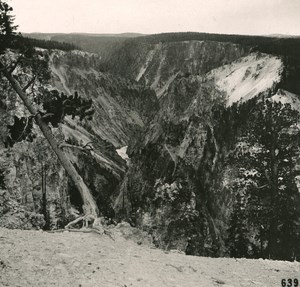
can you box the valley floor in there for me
[0,227,299,287]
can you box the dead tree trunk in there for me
[41,162,49,229]
[0,61,100,226]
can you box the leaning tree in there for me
[0,0,101,229]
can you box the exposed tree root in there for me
[65,214,104,232]
[48,224,115,241]
[65,216,95,229]
[48,228,114,241]
[48,228,102,235]
[62,212,115,241]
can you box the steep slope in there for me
[105,40,249,97]
[0,49,158,230]
[115,74,225,255]
[114,50,300,259]
[50,50,158,147]
[208,52,283,105]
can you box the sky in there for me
[10,0,300,36]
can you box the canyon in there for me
[1,33,300,261]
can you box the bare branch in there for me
[59,143,91,153]
[82,141,94,150]
[257,184,269,189]
[41,113,55,119]
[264,170,277,190]
[22,75,36,92]
[14,117,30,142]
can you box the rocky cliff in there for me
[113,48,300,259]
[50,50,158,147]
[0,49,158,229]
[1,35,300,260]
[104,40,249,97]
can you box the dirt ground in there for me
[0,226,299,287]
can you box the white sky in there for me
[10,0,300,35]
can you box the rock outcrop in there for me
[1,36,300,260]
[104,40,249,97]
[0,49,158,229]
[113,49,300,258]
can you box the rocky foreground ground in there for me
[0,226,299,287]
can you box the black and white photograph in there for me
[0,0,300,286]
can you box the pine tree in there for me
[0,0,18,52]
[233,99,300,260]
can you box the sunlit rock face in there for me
[207,52,283,106]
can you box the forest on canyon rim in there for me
[0,0,300,263]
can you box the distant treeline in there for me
[22,36,80,51]
[127,32,300,58]
[23,31,300,59]
[51,34,130,59]
[0,35,80,52]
